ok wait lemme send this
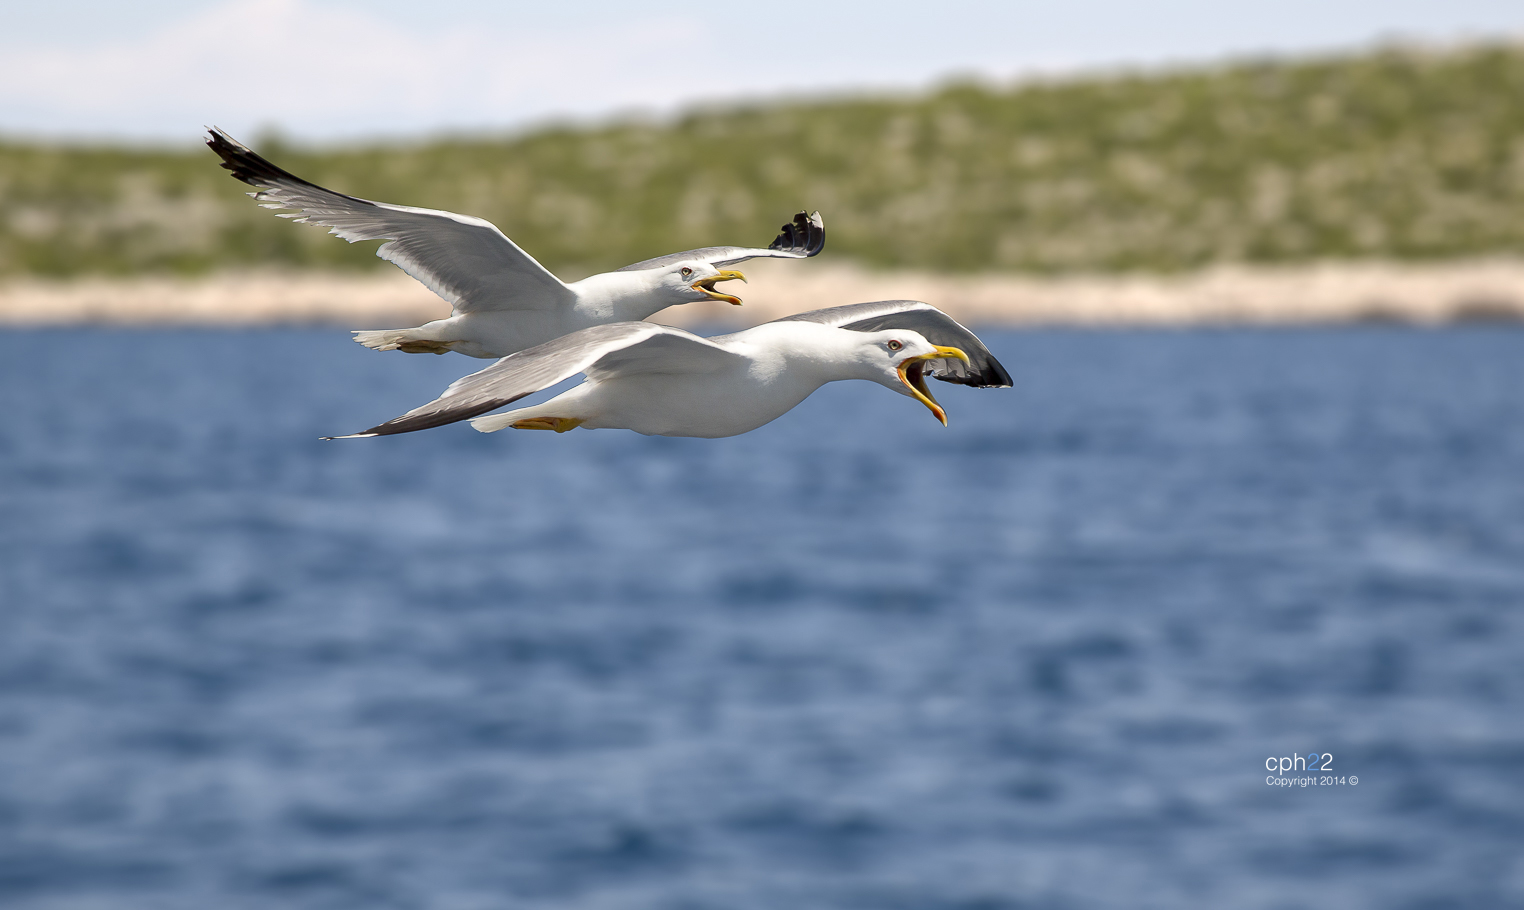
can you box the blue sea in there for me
[1,327,1521,910]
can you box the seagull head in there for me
[659,261,747,306]
[858,330,971,426]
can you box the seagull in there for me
[326,301,1011,440]
[206,128,824,358]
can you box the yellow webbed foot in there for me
[396,340,455,355]
[509,417,584,433]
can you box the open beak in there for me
[692,269,746,305]
[897,345,971,426]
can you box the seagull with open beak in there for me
[322,301,1012,440]
[206,128,825,359]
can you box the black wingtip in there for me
[768,210,825,258]
[205,126,312,192]
[344,398,519,438]
[207,127,374,212]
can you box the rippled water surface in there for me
[1,327,1521,909]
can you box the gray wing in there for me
[615,211,825,272]
[329,322,741,438]
[776,300,1012,388]
[207,128,575,314]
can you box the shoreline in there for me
[3,259,1524,329]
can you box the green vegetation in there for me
[4,43,1524,278]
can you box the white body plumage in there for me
[361,268,735,360]
[477,322,895,437]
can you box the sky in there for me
[2,0,1521,145]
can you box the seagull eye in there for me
[681,267,693,278]
[887,340,903,351]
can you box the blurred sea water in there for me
[0,326,1521,910]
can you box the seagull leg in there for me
[396,340,457,355]
[509,417,584,433]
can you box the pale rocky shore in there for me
[4,259,1524,330]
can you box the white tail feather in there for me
[352,329,412,351]
[469,412,519,433]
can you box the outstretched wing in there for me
[329,322,742,438]
[207,128,576,314]
[615,211,825,272]
[776,300,1012,388]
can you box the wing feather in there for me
[330,323,740,437]
[615,211,825,271]
[775,300,1012,388]
[207,128,575,314]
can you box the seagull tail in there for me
[470,411,522,433]
[352,328,410,351]
[353,328,455,355]
[471,405,584,434]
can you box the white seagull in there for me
[206,128,824,359]
[326,301,1012,440]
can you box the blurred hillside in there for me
[3,43,1524,279]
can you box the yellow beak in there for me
[692,269,747,305]
[896,345,971,426]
